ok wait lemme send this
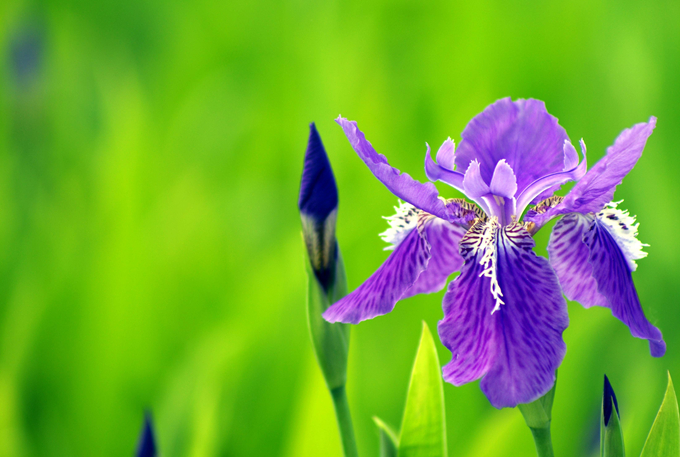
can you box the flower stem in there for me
[529,425,555,457]
[518,380,558,457]
[330,385,359,457]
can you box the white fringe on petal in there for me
[596,201,648,271]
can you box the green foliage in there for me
[398,322,447,457]
[640,373,680,457]
[373,417,398,457]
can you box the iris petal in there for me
[527,118,656,228]
[548,214,609,309]
[489,159,518,199]
[425,143,466,192]
[516,140,587,217]
[436,137,456,170]
[454,98,569,196]
[323,215,465,324]
[336,117,450,220]
[439,223,568,408]
[402,217,467,299]
[548,212,665,357]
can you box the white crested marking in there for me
[596,201,648,271]
[468,217,504,313]
[380,200,419,250]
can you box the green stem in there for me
[529,425,555,457]
[330,385,359,457]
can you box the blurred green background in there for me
[0,0,678,455]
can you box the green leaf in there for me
[306,246,350,391]
[374,416,398,457]
[640,372,680,457]
[398,322,447,457]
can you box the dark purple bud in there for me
[136,412,157,457]
[299,123,339,292]
[299,123,338,220]
[603,375,620,426]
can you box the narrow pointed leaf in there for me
[374,416,398,457]
[640,373,679,457]
[398,322,447,457]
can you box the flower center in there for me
[465,217,505,313]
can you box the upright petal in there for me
[439,221,568,408]
[462,160,491,199]
[425,143,465,192]
[436,137,456,170]
[489,159,518,199]
[324,214,465,324]
[516,140,588,217]
[336,117,450,220]
[547,210,665,357]
[454,98,569,195]
[528,118,656,227]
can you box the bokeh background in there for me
[0,0,678,455]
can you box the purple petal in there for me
[323,215,467,324]
[517,140,588,218]
[548,214,609,309]
[402,217,467,299]
[562,117,656,215]
[489,159,518,199]
[425,143,465,192]
[299,123,338,221]
[336,117,450,220]
[584,215,665,356]
[564,139,580,170]
[454,98,569,196]
[436,138,456,170]
[548,212,664,356]
[439,223,568,408]
[462,160,491,198]
[528,118,656,227]
[323,227,429,324]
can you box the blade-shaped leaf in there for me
[398,322,447,457]
[640,372,679,457]
[374,416,398,457]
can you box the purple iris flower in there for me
[322,98,665,408]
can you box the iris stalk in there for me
[300,123,359,457]
[518,378,557,457]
